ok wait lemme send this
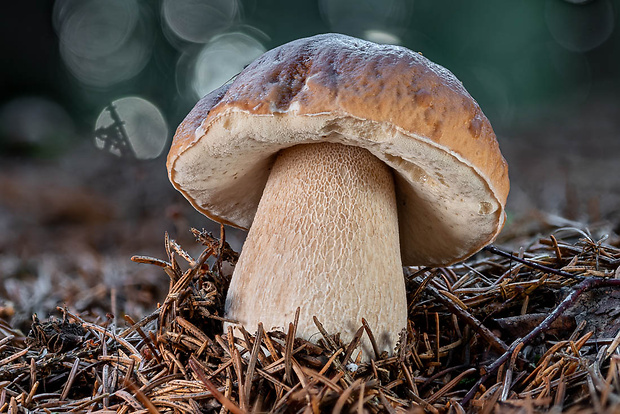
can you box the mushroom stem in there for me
[224,142,407,358]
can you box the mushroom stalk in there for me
[224,142,407,358]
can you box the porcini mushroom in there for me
[167,34,509,358]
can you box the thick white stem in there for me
[224,142,407,358]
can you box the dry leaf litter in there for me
[0,226,619,413]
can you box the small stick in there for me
[124,379,161,414]
[224,365,234,411]
[290,359,308,389]
[342,326,364,365]
[162,349,187,377]
[461,276,620,406]
[189,358,244,414]
[370,360,379,382]
[357,381,365,413]
[302,366,344,393]
[60,358,80,401]
[435,312,440,365]
[123,357,135,386]
[29,358,36,391]
[24,381,38,407]
[332,378,362,414]
[377,389,398,414]
[312,316,354,384]
[115,389,145,411]
[313,316,339,351]
[0,335,14,350]
[61,309,140,356]
[550,235,563,264]
[231,348,245,411]
[400,361,419,396]
[256,367,291,392]
[244,323,263,407]
[318,349,343,376]
[426,367,477,404]
[500,342,524,401]
[175,316,212,347]
[272,382,302,412]
[406,269,434,308]
[216,223,226,276]
[285,309,300,384]
[9,396,17,414]
[262,332,281,363]
[361,318,380,360]
[131,256,170,268]
[420,364,470,391]
[483,245,581,280]
[424,286,508,354]
[124,315,161,364]
[604,327,620,361]
[552,373,567,412]
[0,347,29,366]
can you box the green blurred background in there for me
[2,0,619,143]
[0,0,619,326]
[2,0,620,243]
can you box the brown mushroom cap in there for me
[167,33,509,266]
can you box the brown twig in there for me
[483,245,583,280]
[422,284,509,354]
[461,276,620,406]
[189,358,244,414]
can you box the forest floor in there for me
[1,99,620,412]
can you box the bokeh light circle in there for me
[162,0,239,43]
[319,0,412,41]
[0,97,75,149]
[95,97,168,160]
[57,0,138,58]
[363,29,401,45]
[545,0,615,52]
[192,32,265,98]
[54,0,154,87]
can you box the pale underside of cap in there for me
[167,33,510,266]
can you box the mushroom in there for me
[167,34,509,358]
